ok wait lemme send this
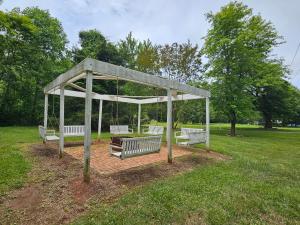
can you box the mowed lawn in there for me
[0,125,299,224]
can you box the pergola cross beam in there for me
[50,88,204,104]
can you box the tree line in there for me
[0,2,299,135]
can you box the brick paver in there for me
[65,141,192,174]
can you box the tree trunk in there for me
[230,120,236,136]
[229,111,237,136]
[264,118,273,129]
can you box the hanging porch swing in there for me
[108,78,163,159]
[39,91,85,143]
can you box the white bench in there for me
[38,125,59,142]
[175,128,204,140]
[142,125,164,135]
[175,128,204,144]
[177,131,206,146]
[109,136,162,159]
[110,125,133,135]
[64,125,84,137]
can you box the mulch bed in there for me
[0,142,230,225]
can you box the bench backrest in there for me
[187,131,206,144]
[181,128,204,136]
[148,125,164,135]
[121,136,162,158]
[64,125,84,136]
[110,125,130,134]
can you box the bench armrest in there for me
[174,131,181,138]
[110,144,123,149]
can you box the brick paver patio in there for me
[65,141,192,174]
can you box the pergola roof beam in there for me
[90,59,210,97]
[139,94,203,104]
[93,75,118,80]
[44,58,210,98]
[50,89,141,104]
[44,60,87,94]
[50,89,203,105]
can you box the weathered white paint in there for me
[39,125,59,141]
[98,99,103,139]
[50,89,203,105]
[138,104,141,134]
[44,59,88,93]
[44,58,210,98]
[206,97,210,149]
[110,136,162,159]
[50,89,139,104]
[139,94,203,104]
[69,83,86,92]
[59,86,64,158]
[64,125,84,136]
[83,71,93,183]
[93,75,117,80]
[44,94,48,129]
[110,125,133,135]
[142,125,164,135]
[167,88,173,163]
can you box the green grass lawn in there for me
[0,127,40,195]
[0,125,299,224]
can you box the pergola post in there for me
[44,94,48,129]
[83,71,93,183]
[167,88,173,163]
[205,97,210,149]
[138,103,141,134]
[97,99,103,140]
[59,86,64,158]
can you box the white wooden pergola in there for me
[43,58,211,182]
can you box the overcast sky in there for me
[1,0,299,88]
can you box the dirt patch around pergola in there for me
[0,141,230,225]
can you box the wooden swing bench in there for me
[142,125,164,135]
[38,125,59,142]
[109,135,162,159]
[64,125,84,137]
[110,125,133,135]
[176,130,206,146]
[39,125,84,143]
[175,128,204,143]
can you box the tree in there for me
[118,32,139,69]
[285,87,300,126]
[73,29,122,65]
[158,41,202,82]
[0,7,70,125]
[253,60,287,128]
[136,39,160,74]
[257,79,300,128]
[0,9,36,125]
[202,1,282,136]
